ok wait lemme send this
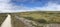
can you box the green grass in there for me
[0,11,60,27]
[16,11,60,23]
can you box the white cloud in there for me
[12,2,60,11]
[0,0,13,13]
[0,0,36,13]
[0,0,60,13]
[0,0,11,3]
[31,2,60,11]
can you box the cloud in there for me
[0,0,37,13]
[0,0,60,13]
[0,0,35,13]
[12,2,60,11]
[30,2,60,11]
[11,0,60,11]
[0,0,13,13]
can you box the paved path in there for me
[1,14,12,27]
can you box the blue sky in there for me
[11,0,60,7]
[11,0,49,7]
[0,0,60,13]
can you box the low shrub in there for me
[37,19,47,23]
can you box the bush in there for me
[23,17,33,20]
[37,19,47,23]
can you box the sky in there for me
[0,0,60,13]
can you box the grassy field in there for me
[0,11,60,27]
[15,11,60,23]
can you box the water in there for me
[1,14,12,27]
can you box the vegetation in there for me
[23,17,33,20]
[37,19,47,23]
[0,11,60,27]
[16,11,60,23]
[0,13,7,26]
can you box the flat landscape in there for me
[15,11,60,23]
[0,11,60,27]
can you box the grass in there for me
[16,11,60,23]
[0,13,7,26]
[11,14,25,27]
[0,11,60,27]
